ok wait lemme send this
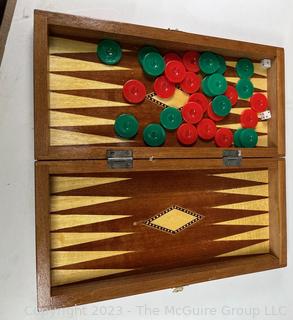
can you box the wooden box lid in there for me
[34,10,285,161]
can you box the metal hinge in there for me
[107,150,133,169]
[223,150,242,167]
[172,286,184,293]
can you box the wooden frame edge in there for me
[277,159,287,266]
[41,147,278,161]
[35,163,51,311]
[35,9,280,59]
[38,254,280,311]
[276,48,286,156]
[34,11,49,159]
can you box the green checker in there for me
[97,39,122,65]
[217,54,227,74]
[236,58,254,78]
[199,51,220,74]
[143,123,166,147]
[207,73,227,96]
[114,114,139,139]
[239,128,258,148]
[236,78,254,99]
[234,128,245,147]
[201,76,214,97]
[212,95,232,117]
[160,107,182,131]
[142,52,165,77]
[138,46,159,65]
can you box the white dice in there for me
[261,59,272,69]
[258,110,272,120]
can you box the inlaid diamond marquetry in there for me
[144,205,204,234]
[146,88,189,110]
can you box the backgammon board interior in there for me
[34,10,286,311]
[34,11,285,160]
[50,167,271,288]
[48,37,268,148]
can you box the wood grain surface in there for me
[49,168,270,287]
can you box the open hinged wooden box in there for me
[34,10,286,310]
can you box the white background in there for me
[0,0,292,319]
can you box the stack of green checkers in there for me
[199,52,231,118]
[199,52,227,75]
[234,128,258,148]
[138,46,165,77]
[202,73,227,97]
[235,58,255,99]
[143,107,182,147]
[114,107,182,147]
[212,95,232,117]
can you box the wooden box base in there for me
[35,159,286,310]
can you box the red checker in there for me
[153,75,175,98]
[176,123,198,146]
[207,102,224,122]
[165,60,186,83]
[197,118,217,140]
[123,79,146,104]
[164,52,181,64]
[180,72,201,94]
[182,102,203,124]
[182,51,200,72]
[188,93,209,113]
[250,93,268,112]
[215,128,233,147]
[240,109,258,128]
[225,85,238,106]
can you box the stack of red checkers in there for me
[188,93,209,113]
[207,102,224,122]
[182,51,200,72]
[164,52,181,64]
[119,46,271,149]
[225,85,238,106]
[163,51,202,97]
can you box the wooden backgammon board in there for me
[34,10,286,310]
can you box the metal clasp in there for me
[107,150,133,169]
[223,150,242,167]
